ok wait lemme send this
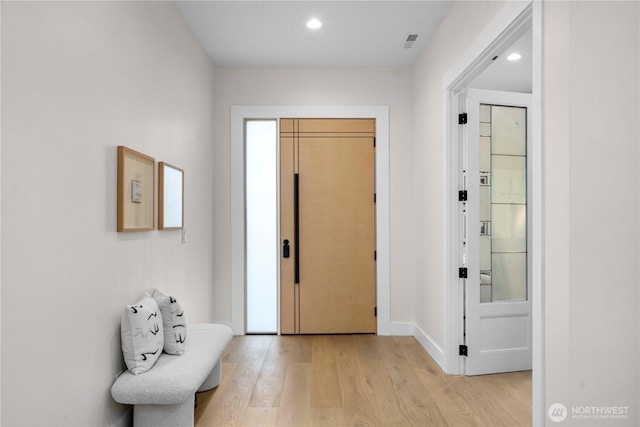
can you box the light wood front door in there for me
[280,119,376,334]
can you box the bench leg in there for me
[133,395,194,427]
[198,358,222,392]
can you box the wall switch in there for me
[181,229,188,244]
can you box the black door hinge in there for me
[459,267,468,278]
[459,345,468,356]
[458,190,468,202]
[374,307,377,317]
[374,250,377,261]
[374,193,377,203]
[373,137,376,147]
[458,113,468,125]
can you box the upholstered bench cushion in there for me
[111,323,233,405]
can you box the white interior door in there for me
[463,89,532,375]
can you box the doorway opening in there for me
[231,105,391,336]
[444,1,543,424]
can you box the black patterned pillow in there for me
[151,289,187,355]
[120,297,164,375]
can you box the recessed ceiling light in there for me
[507,52,522,61]
[306,18,322,30]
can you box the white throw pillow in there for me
[121,297,164,375]
[151,289,187,355]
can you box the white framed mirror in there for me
[158,162,184,230]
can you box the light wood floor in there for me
[195,335,531,426]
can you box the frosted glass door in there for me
[479,104,527,303]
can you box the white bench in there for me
[111,323,233,427]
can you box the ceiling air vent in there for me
[403,33,420,49]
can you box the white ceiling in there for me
[176,1,452,67]
[176,1,532,92]
[469,26,533,93]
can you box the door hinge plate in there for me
[459,267,468,278]
[458,113,468,125]
[459,344,468,356]
[458,190,468,202]
[374,307,377,317]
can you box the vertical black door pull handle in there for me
[294,174,300,284]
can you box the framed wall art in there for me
[158,162,184,230]
[117,146,155,232]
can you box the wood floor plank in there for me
[275,362,312,426]
[195,336,270,426]
[248,338,287,408]
[249,335,313,408]
[239,407,278,427]
[223,335,272,363]
[466,372,532,425]
[311,407,346,427]
[374,391,415,426]
[376,335,434,408]
[404,406,450,427]
[194,362,239,426]
[423,375,481,427]
[266,335,312,363]
[333,336,383,426]
[310,336,342,408]
[195,335,531,427]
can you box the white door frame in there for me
[230,105,391,336]
[443,1,543,425]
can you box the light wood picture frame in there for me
[158,162,184,230]
[117,146,155,232]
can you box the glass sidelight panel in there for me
[478,104,527,303]
[246,120,278,333]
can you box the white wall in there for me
[543,1,640,424]
[412,0,507,355]
[212,67,415,325]
[1,2,216,425]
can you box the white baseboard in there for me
[388,322,446,372]
[387,321,415,336]
[412,323,446,371]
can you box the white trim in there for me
[531,1,545,424]
[388,321,415,336]
[443,1,534,90]
[443,0,535,376]
[390,322,447,372]
[231,105,391,336]
[442,0,544,424]
[412,323,447,371]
